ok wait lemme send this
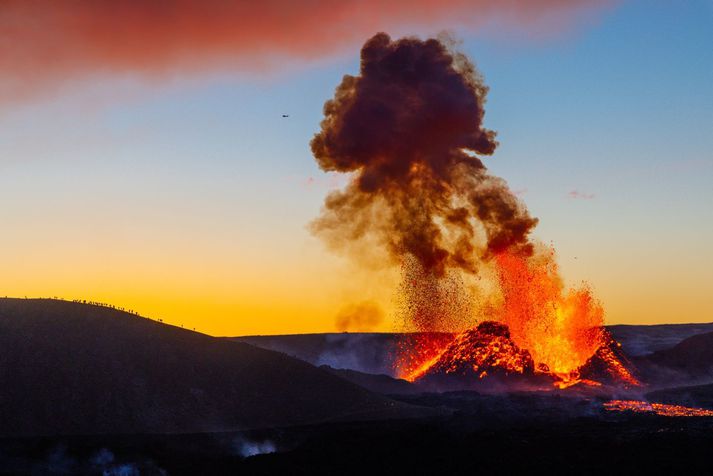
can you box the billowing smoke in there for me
[334,301,384,332]
[312,33,538,280]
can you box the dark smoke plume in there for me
[312,33,537,277]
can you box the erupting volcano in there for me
[403,321,536,383]
[312,33,638,391]
[400,321,639,390]
[397,251,639,389]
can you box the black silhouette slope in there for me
[0,299,422,437]
[319,365,420,395]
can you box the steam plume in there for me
[311,33,537,277]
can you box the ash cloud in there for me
[311,33,538,277]
[568,190,595,200]
[334,301,384,332]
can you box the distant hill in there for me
[234,323,713,378]
[634,330,713,385]
[231,332,452,377]
[0,299,424,437]
[646,330,713,372]
[319,366,419,395]
[608,323,713,356]
[232,333,404,376]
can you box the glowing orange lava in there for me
[604,400,713,417]
[396,248,639,388]
[590,336,640,387]
[395,333,455,382]
[401,321,534,382]
[495,251,605,385]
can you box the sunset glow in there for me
[0,1,711,336]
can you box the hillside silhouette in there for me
[633,330,713,387]
[0,298,421,437]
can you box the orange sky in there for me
[1,1,711,336]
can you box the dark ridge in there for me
[0,298,427,437]
[233,322,713,378]
[319,366,419,396]
[608,322,713,356]
[634,330,713,385]
[231,332,453,376]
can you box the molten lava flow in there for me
[586,334,640,387]
[403,322,534,382]
[395,332,456,383]
[396,249,639,389]
[604,400,713,417]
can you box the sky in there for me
[0,0,711,335]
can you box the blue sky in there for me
[0,0,711,332]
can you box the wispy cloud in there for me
[0,0,616,102]
[568,190,596,200]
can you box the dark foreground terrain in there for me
[0,298,425,436]
[2,394,713,475]
[3,298,713,474]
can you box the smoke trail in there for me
[311,33,537,279]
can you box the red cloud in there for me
[0,0,615,102]
[568,190,596,200]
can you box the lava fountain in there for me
[396,248,639,388]
[495,250,606,384]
